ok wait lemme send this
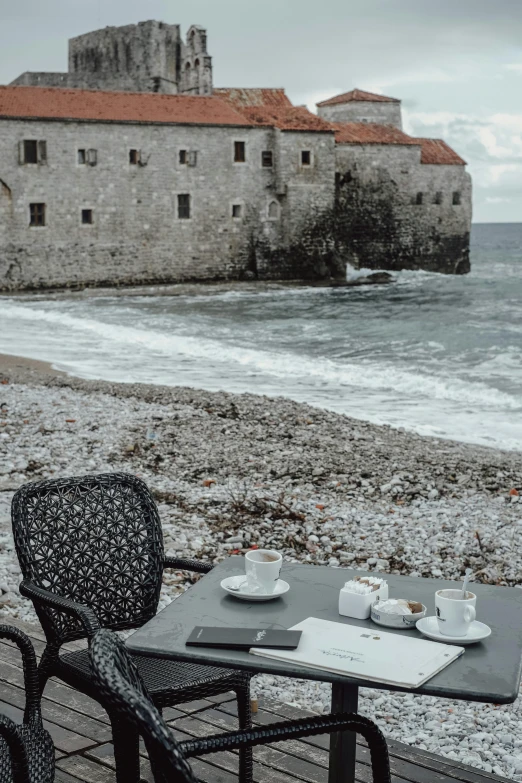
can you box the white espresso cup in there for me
[435,589,476,637]
[245,549,282,594]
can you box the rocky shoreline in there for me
[1,359,522,779]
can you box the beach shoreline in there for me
[1,356,522,777]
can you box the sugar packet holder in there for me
[339,576,389,620]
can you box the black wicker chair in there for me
[0,625,54,783]
[90,628,391,783]
[11,473,253,783]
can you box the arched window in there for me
[268,201,279,219]
[185,62,191,71]
[195,58,200,67]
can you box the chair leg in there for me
[110,712,141,783]
[37,646,57,696]
[236,683,253,783]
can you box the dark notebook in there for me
[186,626,302,650]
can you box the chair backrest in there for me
[12,473,164,644]
[90,629,198,783]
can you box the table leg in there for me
[329,682,359,783]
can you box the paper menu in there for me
[250,617,464,688]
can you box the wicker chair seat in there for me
[57,648,242,707]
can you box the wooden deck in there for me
[0,617,510,783]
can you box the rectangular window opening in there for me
[452,191,461,205]
[415,192,423,205]
[86,149,98,166]
[434,192,443,205]
[78,149,86,165]
[187,151,198,167]
[262,151,273,168]
[24,140,38,165]
[29,203,45,227]
[232,204,242,218]
[81,209,93,225]
[129,149,140,165]
[179,149,187,165]
[301,150,311,166]
[234,141,246,163]
[178,194,191,219]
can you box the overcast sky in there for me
[2,0,522,222]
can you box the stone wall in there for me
[317,101,403,129]
[333,144,472,274]
[0,118,337,290]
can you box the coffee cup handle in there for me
[464,606,476,623]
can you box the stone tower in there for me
[11,21,213,96]
[179,26,213,95]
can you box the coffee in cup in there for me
[435,589,476,637]
[245,549,282,593]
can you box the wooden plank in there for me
[56,756,117,783]
[1,616,86,652]
[0,697,96,754]
[0,657,109,722]
[0,680,111,744]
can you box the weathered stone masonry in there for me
[0,21,472,291]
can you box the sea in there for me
[1,223,521,451]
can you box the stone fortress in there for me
[0,21,472,291]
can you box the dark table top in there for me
[127,557,522,703]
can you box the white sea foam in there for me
[1,301,519,411]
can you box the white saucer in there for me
[416,616,491,645]
[220,576,290,601]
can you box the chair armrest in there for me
[0,625,41,724]
[0,715,30,776]
[163,557,213,574]
[180,712,390,783]
[19,580,101,638]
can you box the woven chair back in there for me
[90,628,198,783]
[12,473,164,644]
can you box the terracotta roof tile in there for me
[0,85,253,127]
[413,138,466,165]
[214,87,292,108]
[332,122,417,145]
[317,89,400,107]
[240,105,333,132]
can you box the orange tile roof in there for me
[214,88,292,109]
[413,138,466,165]
[332,122,417,145]
[0,85,253,127]
[317,89,400,107]
[240,105,334,132]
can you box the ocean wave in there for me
[1,301,519,410]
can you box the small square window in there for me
[24,140,38,164]
[301,150,311,166]
[452,191,461,205]
[232,204,242,218]
[81,209,93,225]
[129,149,140,165]
[29,203,45,227]
[262,151,273,168]
[179,150,187,165]
[78,149,86,165]
[178,194,191,219]
[234,141,246,163]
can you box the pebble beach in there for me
[1,355,522,779]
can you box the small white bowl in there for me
[371,602,427,629]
